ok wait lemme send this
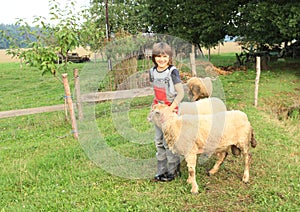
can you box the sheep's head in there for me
[186,77,211,101]
[186,77,201,101]
[147,104,175,128]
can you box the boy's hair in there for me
[152,42,173,66]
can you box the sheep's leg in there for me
[242,152,252,183]
[185,154,198,194]
[208,152,228,176]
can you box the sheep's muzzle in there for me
[147,104,170,127]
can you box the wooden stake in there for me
[254,57,261,107]
[62,73,78,139]
[74,69,84,120]
[64,96,68,121]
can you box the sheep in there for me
[148,104,257,194]
[186,77,213,101]
[179,97,241,156]
[179,97,227,116]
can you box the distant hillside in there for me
[0,24,37,49]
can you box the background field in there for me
[0,42,242,63]
[0,55,299,211]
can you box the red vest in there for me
[150,66,178,111]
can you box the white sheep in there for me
[186,77,213,101]
[179,97,227,115]
[179,97,241,155]
[148,104,257,194]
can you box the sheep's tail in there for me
[250,128,257,148]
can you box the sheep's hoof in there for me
[242,177,249,184]
[242,173,250,183]
[242,178,249,184]
[206,170,212,176]
[191,191,199,195]
[190,189,199,195]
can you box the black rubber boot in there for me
[160,173,175,182]
[152,173,168,182]
[160,162,181,182]
[176,162,181,177]
[152,159,167,182]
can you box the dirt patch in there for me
[261,91,300,120]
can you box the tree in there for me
[6,0,85,76]
[227,1,300,68]
[231,1,300,49]
[79,13,106,61]
[89,0,150,37]
[146,0,299,61]
[147,0,243,52]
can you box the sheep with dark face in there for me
[148,104,257,194]
[186,77,213,101]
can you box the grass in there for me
[0,57,300,211]
[210,53,238,66]
[0,63,86,111]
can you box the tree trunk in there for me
[260,56,270,70]
[197,44,204,57]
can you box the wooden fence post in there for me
[62,73,78,139]
[64,94,68,121]
[74,68,84,120]
[254,56,261,107]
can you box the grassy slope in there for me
[0,57,299,211]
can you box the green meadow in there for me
[0,55,299,211]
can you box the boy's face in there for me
[155,54,170,70]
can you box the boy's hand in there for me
[168,103,178,113]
